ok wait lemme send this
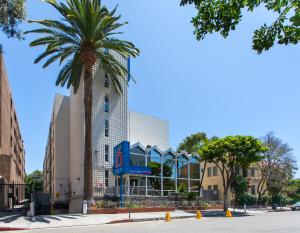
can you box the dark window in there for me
[250,168,255,177]
[213,185,218,191]
[104,74,109,88]
[213,166,218,176]
[251,185,256,195]
[105,145,109,162]
[105,170,109,187]
[207,167,212,177]
[105,119,109,137]
[104,95,109,113]
[208,185,212,191]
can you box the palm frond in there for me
[27,0,139,93]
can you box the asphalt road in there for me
[15,211,300,233]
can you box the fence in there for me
[0,181,29,211]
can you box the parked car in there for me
[291,202,300,211]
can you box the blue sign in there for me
[113,141,151,208]
[113,141,152,176]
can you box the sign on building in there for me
[113,141,151,176]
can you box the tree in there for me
[26,0,139,202]
[231,175,248,205]
[0,0,25,52]
[177,132,209,194]
[285,179,300,202]
[257,132,297,204]
[199,135,266,211]
[25,170,43,197]
[180,0,300,54]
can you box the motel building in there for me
[43,51,202,213]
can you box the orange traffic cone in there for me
[196,210,202,220]
[226,210,232,218]
[165,211,171,222]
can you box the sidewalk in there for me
[0,210,195,230]
[0,208,265,231]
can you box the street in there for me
[14,211,300,233]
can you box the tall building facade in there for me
[0,54,25,183]
[43,94,70,208]
[129,111,169,150]
[69,51,129,212]
[43,52,129,212]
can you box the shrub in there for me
[237,193,257,206]
[272,194,294,206]
[96,200,115,208]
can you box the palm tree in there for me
[26,0,139,202]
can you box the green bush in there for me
[260,196,270,206]
[186,192,198,202]
[96,200,116,208]
[237,193,257,206]
[272,194,294,206]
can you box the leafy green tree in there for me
[0,0,25,52]
[180,0,300,54]
[26,0,139,202]
[199,135,266,211]
[285,179,300,202]
[177,132,209,193]
[25,170,43,197]
[231,175,248,205]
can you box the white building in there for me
[43,52,201,213]
[129,111,169,150]
[43,52,173,213]
[43,94,70,207]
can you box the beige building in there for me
[201,162,262,201]
[43,94,70,208]
[0,54,25,183]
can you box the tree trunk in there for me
[198,161,207,196]
[83,67,93,201]
[223,188,229,211]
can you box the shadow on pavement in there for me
[0,211,84,225]
[0,211,25,223]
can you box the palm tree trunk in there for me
[83,67,93,201]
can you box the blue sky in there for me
[1,0,300,177]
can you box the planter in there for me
[90,207,176,214]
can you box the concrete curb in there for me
[0,227,31,231]
[108,215,196,224]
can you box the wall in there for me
[92,52,128,196]
[129,111,169,151]
[0,54,25,183]
[69,79,85,198]
[53,94,70,203]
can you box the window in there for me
[177,155,189,178]
[250,185,256,195]
[208,185,212,191]
[213,166,218,176]
[190,156,200,179]
[250,168,255,177]
[105,119,109,137]
[105,170,109,187]
[104,95,109,113]
[207,167,212,177]
[104,74,109,88]
[213,185,218,191]
[105,145,109,162]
